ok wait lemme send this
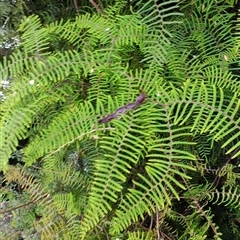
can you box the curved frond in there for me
[207,186,240,209]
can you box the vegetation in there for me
[1,0,240,239]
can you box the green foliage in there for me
[1,0,240,239]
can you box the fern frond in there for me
[79,103,152,238]
[18,15,51,55]
[203,66,240,94]
[3,164,88,239]
[127,230,155,240]
[0,89,73,171]
[23,100,100,165]
[193,134,211,161]
[137,0,182,66]
[183,9,235,58]
[216,164,239,187]
[42,153,90,215]
[4,166,49,204]
[51,14,108,47]
[1,1,240,239]
[0,108,35,171]
[164,80,240,158]
[184,207,222,240]
[207,185,240,209]
[111,121,195,233]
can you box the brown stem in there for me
[89,0,103,13]
[73,0,79,14]
[0,193,49,214]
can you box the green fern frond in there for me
[184,10,234,57]
[18,15,51,55]
[111,124,195,233]
[3,167,51,221]
[216,164,239,187]
[127,230,155,240]
[1,1,240,239]
[172,196,223,240]
[194,134,211,160]
[23,100,100,165]
[0,108,35,171]
[35,160,86,240]
[51,14,109,47]
[203,66,240,94]
[103,0,128,16]
[136,0,183,66]
[0,88,74,171]
[162,80,240,158]
[207,185,240,209]
[79,104,152,238]
[185,208,222,240]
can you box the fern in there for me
[127,230,155,240]
[207,186,240,209]
[1,0,240,239]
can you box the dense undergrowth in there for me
[1,0,240,239]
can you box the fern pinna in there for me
[1,0,240,239]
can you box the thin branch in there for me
[73,0,79,14]
[0,193,49,214]
[161,231,174,240]
[194,201,220,237]
[156,208,161,240]
[2,17,9,29]
[96,225,110,240]
[89,0,103,13]
[149,213,154,230]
